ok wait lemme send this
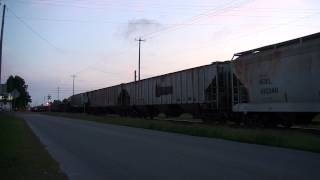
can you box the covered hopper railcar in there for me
[69,32,320,126]
[70,62,232,119]
[232,32,320,125]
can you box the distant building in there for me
[0,84,12,111]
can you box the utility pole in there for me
[71,75,76,96]
[135,37,145,81]
[134,70,137,82]
[0,4,6,84]
[57,86,60,101]
[47,94,51,112]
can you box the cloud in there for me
[122,18,162,39]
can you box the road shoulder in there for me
[0,113,68,180]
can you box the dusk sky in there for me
[2,0,320,106]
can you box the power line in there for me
[12,0,254,11]
[69,1,248,87]
[139,0,241,39]
[5,13,318,24]
[11,0,320,13]
[143,0,251,39]
[159,12,320,64]
[72,45,137,80]
[6,6,63,52]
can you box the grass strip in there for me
[0,113,68,180]
[44,112,320,153]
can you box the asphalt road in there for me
[19,113,320,180]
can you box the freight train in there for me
[69,32,320,127]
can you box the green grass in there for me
[44,112,320,153]
[310,114,320,128]
[0,113,68,180]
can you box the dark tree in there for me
[6,75,32,109]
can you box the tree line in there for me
[2,75,32,109]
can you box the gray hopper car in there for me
[232,32,320,125]
[69,32,320,126]
[71,62,232,119]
